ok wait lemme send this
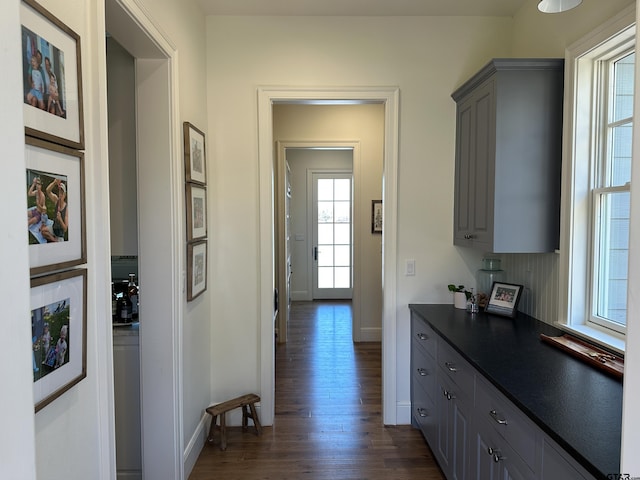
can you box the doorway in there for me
[259,88,400,427]
[105,0,184,478]
[311,172,353,300]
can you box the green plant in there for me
[448,284,473,300]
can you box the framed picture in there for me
[187,240,207,301]
[485,282,523,318]
[183,122,206,185]
[21,0,84,149]
[371,200,383,233]
[26,136,86,276]
[186,183,207,241]
[31,268,87,412]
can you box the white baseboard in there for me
[359,327,382,342]
[183,412,209,478]
[396,400,412,425]
[117,471,142,480]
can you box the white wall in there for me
[106,37,138,257]
[206,14,513,421]
[1,1,37,478]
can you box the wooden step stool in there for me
[205,393,262,450]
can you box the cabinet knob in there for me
[487,447,505,462]
[443,389,456,401]
[463,234,476,240]
[417,408,428,418]
[489,409,508,425]
[445,362,457,372]
[417,333,429,341]
[417,368,428,376]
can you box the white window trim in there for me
[558,4,635,355]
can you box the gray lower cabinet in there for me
[451,58,564,253]
[410,311,594,480]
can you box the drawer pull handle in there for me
[445,362,457,372]
[489,409,508,425]
[417,368,428,376]
[443,389,456,401]
[417,333,429,341]
[417,408,427,418]
[487,447,505,463]
[464,234,476,240]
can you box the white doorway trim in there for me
[105,0,184,478]
[258,87,399,426]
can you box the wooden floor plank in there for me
[189,300,444,480]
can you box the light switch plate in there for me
[406,259,416,276]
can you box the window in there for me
[560,7,635,350]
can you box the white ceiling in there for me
[194,0,529,17]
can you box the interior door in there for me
[312,173,353,299]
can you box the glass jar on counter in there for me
[476,257,504,306]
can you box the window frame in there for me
[558,5,635,353]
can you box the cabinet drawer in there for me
[437,338,474,397]
[475,376,538,471]
[412,341,436,401]
[411,314,437,359]
[412,379,437,447]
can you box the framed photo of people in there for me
[183,122,206,185]
[186,183,207,241]
[20,0,84,149]
[26,136,86,276]
[31,268,87,412]
[187,240,207,301]
[485,282,523,318]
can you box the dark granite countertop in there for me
[408,304,622,480]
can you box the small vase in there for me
[453,291,467,309]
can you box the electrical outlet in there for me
[406,259,416,276]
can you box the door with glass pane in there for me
[312,173,353,299]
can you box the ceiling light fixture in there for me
[537,0,582,13]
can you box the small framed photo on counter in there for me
[485,282,523,318]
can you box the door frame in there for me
[259,87,399,426]
[105,0,184,477]
[276,142,360,343]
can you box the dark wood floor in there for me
[189,300,444,479]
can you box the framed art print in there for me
[31,268,87,412]
[485,282,523,318]
[26,136,86,276]
[183,122,206,185]
[371,200,382,234]
[21,0,84,149]
[186,183,207,241]
[187,240,207,301]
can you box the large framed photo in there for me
[21,0,84,149]
[26,136,86,276]
[485,282,523,318]
[31,269,87,412]
[186,183,207,241]
[183,122,206,185]
[371,200,382,234]
[187,240,207,301]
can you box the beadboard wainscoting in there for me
[502,253,560,325]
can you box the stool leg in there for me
[207,414,217,444]
[219,413,227,451]
[248,402,262,436]
[242,405,249,431]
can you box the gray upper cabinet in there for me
[452,59,564,253]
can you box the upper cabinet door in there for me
[451,59,564,253]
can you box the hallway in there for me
[189,300,444,479]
